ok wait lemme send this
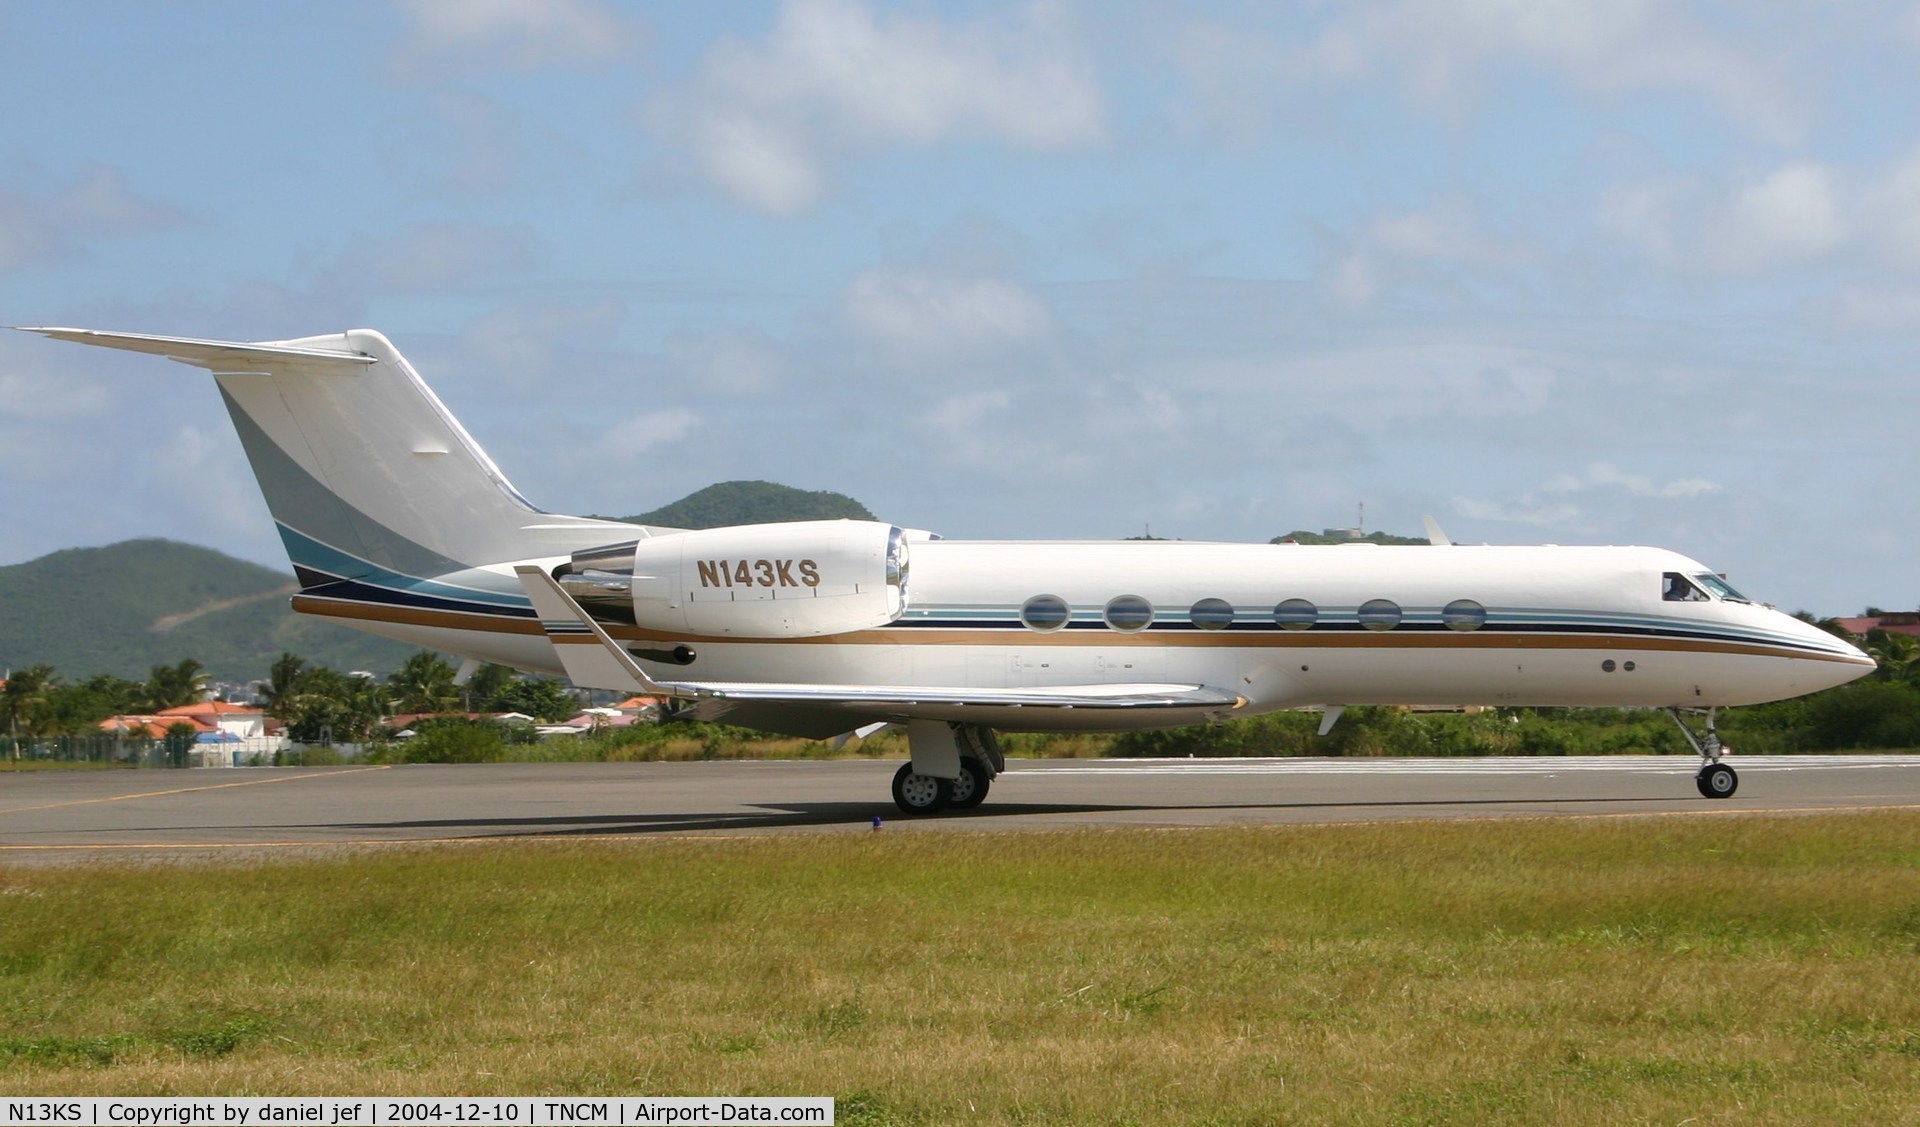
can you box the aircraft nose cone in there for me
[1787,617,1876,692]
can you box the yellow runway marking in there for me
[0,832,758,854]
[0,765,392,815]
[0,836,489,853]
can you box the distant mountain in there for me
[619,480,874,529]
[2,480,878,682]
[0,539,422,683]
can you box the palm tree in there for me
[388,652,460,715]
[462,663,515,712]
[1863,630,1920,685]
[144,658,208,711]
[255,653,309,717]
[278,667,379,745]
[2,664,60,754]
[341,674,391,742]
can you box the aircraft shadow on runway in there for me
[283,793,1652,839]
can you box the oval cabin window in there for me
[1104,595,1155,633]
[1357,599,1402,631]
[1274,598,1317,631]
[1020,594,1071,632]
[1442,599,1486,631]
[1189,598,1234,631]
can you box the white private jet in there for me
[24,327,1875,811]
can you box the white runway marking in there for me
[1022,755,1920,777]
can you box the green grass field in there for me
[3,814,1918,1124]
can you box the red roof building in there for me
[1835,613,1920,638]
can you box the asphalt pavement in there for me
[3,755,1918,864]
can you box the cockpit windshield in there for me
[1663,570,1749,603]
[1692,572,1748,603]
[1663,572,1708,602]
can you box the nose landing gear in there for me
[1669,707,1738,799]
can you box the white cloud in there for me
[1151,343,1561,422]
[1327,204,1529,305]
[154,424,274,549]
[1601,145,1920,280]
[1457,462,1721,529]
[461,300,625,388]
[1716,163,1847,271]
[1452,493,1583,529]
[384,92,531,201]
[394,0,636,70]
[1827,285,1920,333]
[1582,461,1721,500]
[0,167,184,272]
[1859,145,1920,271]
[325,222,542,295]
[1308,0,1801,139]
[0,370,111,421]
[665,328,784,395]
[667,0,1105,213]
[915,386,1096,481]
[688,112,825,216]
[844,270,1053,361]
[926,389,1013,431]
[1602,161,1849,274]
[599,408,699,453]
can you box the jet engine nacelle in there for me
[559,520,909,638]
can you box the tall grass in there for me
[355,702,1915,766]
[339,722,1117,765]
[3,814,1919,1123]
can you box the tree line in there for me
[1115,621,1920,756]
[2,652,583,748]
[8,620,1920,761]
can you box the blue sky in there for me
[3,0,1918,616]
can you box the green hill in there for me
[620,480,874,529]
[0,539,422,683]
[1271,529,1430,546]
[2,481,878,683]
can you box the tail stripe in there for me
[276,524,527,606]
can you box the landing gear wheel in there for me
[1696,762,1738,799]
[949,758,991,809]
[891,762,952,815]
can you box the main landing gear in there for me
[1669,707,1737,799]
[890,722,1004,815]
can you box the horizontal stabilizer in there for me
[20,327,376,372]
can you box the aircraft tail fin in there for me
[23,328,648,595]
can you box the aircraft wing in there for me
[514,566,1247,733]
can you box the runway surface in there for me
[3,755,1919,863]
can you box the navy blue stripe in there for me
[298,575,537,619]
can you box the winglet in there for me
[1422,516,1452,547]
[514,565,685,697]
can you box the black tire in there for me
[949,758,991,809]
[1696,762,1738,799]
[891,762,952,815]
